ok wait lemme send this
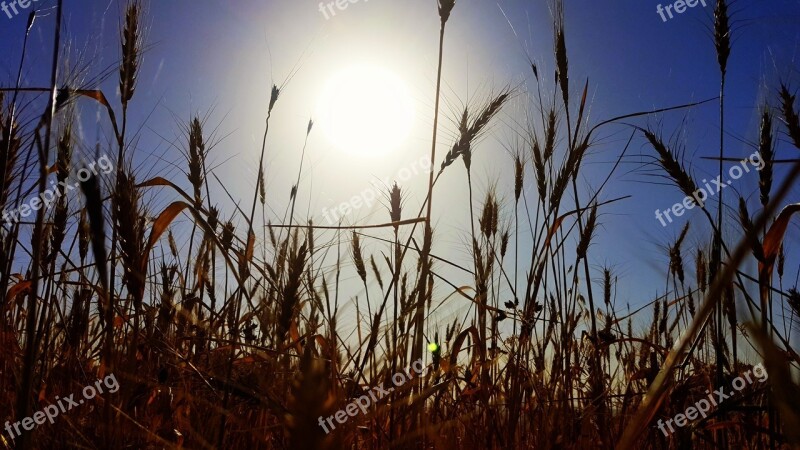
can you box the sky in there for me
[2,0,800,337]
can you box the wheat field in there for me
[1,0,800,449]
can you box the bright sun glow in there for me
[317,65,414,156]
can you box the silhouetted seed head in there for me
[49,200,68,264]
[643,129,698,200]
[277,238,288,272]
[786,289,800,327]
[500,230,509,258]
[269,85,280,113]
[441,92,509,175]
[389,182,402,228]
[66,288,90,352]
[268,223,278,249]
[651,301,660,340]
[400,272,408,312]
[532,138,547,202]
[49,119,74,264]
[446,319,457,342]
[78,209,89,262]
[440,141,466,175]
[56,118,73,185]
[554,2,569,110]
[438,0,455,24]
[168,230,178,258]
[479,191,498,238]
[710,235,721,283]
[188,117,205,206]
[676,221,689,248]
[114,170,146,306]
[440,109,470,175]
[259,170,267,205]
[307,220,315,257]
[79,171,109,302]
[120,1,141,106]
[758,109,774,207]
[576,203,598,260]
[514,154,523,203]
[455,113,472,169]
[35,224,50,274]
[544,109,557,162]
[468,91,509,138]
[207,206,219,231]
[439,108,472,173]
[279,243,307,339]
[54,86,76,112]
[549,163,570,211]
[724,284,736,331]
[696,249,707,292]
[669,223,689,284]
[568,137,590,181]
[778,244,785,280]
[221,221,235,251]
[370,255,383,290]
[351,231,367,283]
[738,196,764,260]
[780,83,800,149]
[713,0,731,76]
[603,268,612,307]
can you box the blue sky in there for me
[2,0,800,334]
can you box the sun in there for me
[317,65,414,156]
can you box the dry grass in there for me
[1,0,800,449]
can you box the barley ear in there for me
[780,83,800,149]
[713,0,731,76]
[79,171,110,321]
[351,231,367,283]
[120,1,141,107]
[514,153,523,203]
[438,0,455,24]
[389,182,402,228]
[758,108,774,207]
[642,128,698,199]
[554,1,569,111]
[187,117,206,207]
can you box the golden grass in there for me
[1,0,799,449]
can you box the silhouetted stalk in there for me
[713,1,731,446]
[0,11,35,310]
[287,119,313,235]
[414,0,450,380]
[16,2,62,449]
[219,84,278,449]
